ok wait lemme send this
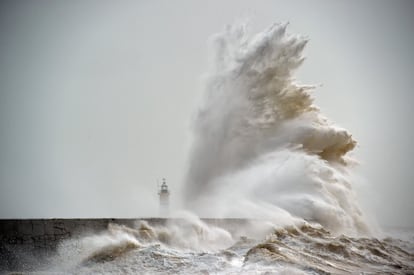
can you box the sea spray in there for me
[49,213,235,271]
[47,217,413,274]
[184,22,370,236]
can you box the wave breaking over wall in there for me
[184,22,370,236]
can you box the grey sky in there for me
[0,0,413,227]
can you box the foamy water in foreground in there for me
[20,217,413,274]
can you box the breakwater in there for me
[1,218,147,250]
[0,218,247,249]
[0,218,249,270]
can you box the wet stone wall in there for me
[0,218,247,248]
[0,218,248,271]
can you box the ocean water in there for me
[33,217,414,274]
[3,22,414,274]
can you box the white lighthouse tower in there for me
[158,178,170,217]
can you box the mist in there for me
[0,0,413,227]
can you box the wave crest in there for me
[184,22,370,235]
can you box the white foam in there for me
[184,22,372,236]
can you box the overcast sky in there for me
[0,0,413,227]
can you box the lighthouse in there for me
[158,178,170,217]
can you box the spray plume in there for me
[184,22,370,235]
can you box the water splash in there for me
[184,22,370,236]
[48,220,413,274]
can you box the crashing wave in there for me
[184,22,370,235]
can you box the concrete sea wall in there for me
[0,218,249,271]
[0,218,248,249]
[1,218,151,249]
[0,218,248,270]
